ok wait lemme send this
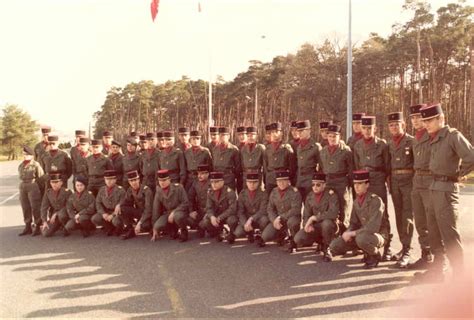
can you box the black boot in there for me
[287,237,297,253]
[226,232,236,245]
[19,224,32,236]
[121,227,136,240]
[254,230,265,247]
[247,232,254,243]
[178,228,188,242]
[196,227,205,238]
[81,228,90,238]
[32,224,41,236]
[408,249,434,269]
[63,228,71,237]
[322,245,332,262]
[364,252,381,269]
[360,253,368,263]
[276,231,287,247]
[381,234,393,261]
[314,243,322,254]
[396,245,411,268]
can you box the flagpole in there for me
[346,0,352,138]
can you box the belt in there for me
[433,174,458,182]
[363,166,385,172]
[392,169,414,175]
[415,169,432,176]
[326,172,348,179]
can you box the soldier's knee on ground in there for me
[91,213,103,226]
[355,232,381,255]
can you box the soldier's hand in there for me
[210,216,219,228]
[189,211,198,220]
[114,204,121,215]
[151,230,158,242]
[304,221,314,233]
[42,222,49,230]
[75,214,80,221]
[168,212,175,224]
[244,218,253,233]
[342,231,353,243]
[135,223,141,234]
[273,216,282,230]
[458,175,467,183]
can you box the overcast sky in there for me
[0,0,455,139]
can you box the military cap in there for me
[91,139,102,146]
[157,169,170,179]
[75,175,88,186]
[409,104,427,116]
[319,121,331,129]
[246,172,260,182]
[246,126,257,133]
[41,127,52,134]
[312,172,326,182]
[296,120,311,130]
[129,131,138,137]
[218,127,230,134]
[265,124,272,131]
[275,170,290,180]
[353,170,370,182]
[197,164,210,172]
[47,135,59,142]
[236,126,247,133]
[111,140,121,147]
[421,104,443,120]
[327,124,341,134]
[352,113,365,121]
[75,130,86,136]
[139,135,146,141]
[361,116,376,126]
[209,172,224,181]
[269,122,282,131]
[156,131,163,138]
[102,131,113,137]
[290,121,298,129]
[388,112,403,122]
[79,137,90,144]
[162,131,174,138]
[104,170,117,178]
[126,170,140,180]
[23,146,34,155]
[178,127,190,134]
[126,137,138,146]
[146,132,156,140]
[49,172,62,182]
[209,126,218,133]
[190,130,201,137]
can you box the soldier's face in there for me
[75,136,82,144]
[210,180,224,190]
[276,179,290,190]
[91,145,102,154]
[320,129,329,139]
[298,129,310,140]
[75,181,86,193]
[290,128,299,139]
[23,153,33,161]
[105,177,116,188]
[410,114,423,130]
[246,180,259,191]
[327,133,340,146]
[352,121,362,133]
[190,136,201,147]
[178,134,190,143]
[247,133,257,143]
[158,178,171,189]
[197,171,209,182]
[265,133,271,142]
[219,134,230,144]
[163,138,174,148]
[361,125,375,139]
[388,121,404,136]
[103,137,113,145]
[423,115,444,134]
[49,142,59,150]
[270,130,282,142]
[129,178,140,190]
[144,140,151,149]
[111,145,121,154]
[354,181,369,195]
[210,133,219,142]
[126,143,137,153]
[79,143,89,152]
[312,181,326,193]
[50,180,63,191]
[237,133,247,142]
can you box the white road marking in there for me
[0,192,19,205]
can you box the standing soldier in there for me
[177,127,192,152]
[288,121,300,154]
[212,127,242,191]
[86,139,113,196]
[122,138,141,189]
[330,170,389,269]
[320,124,353,232]
[187,165,211,238]
[41,135,72,189]
[40,173,73,237]
[261,170,302,252]
[347,113,365,150]
[263,124,273,147]
[236,126,247,150]
[140,134,160,192]
[235,173,269,244]
[318,121,331,147]
[264,122,297,195]
[418,104,474,280]
[18,146,44,236]
[65,176,96,238]
[156,131,165,150]
[409,104,435,269]
[34,127,51,165]
[353,116,393,261]
[294,173,339,261]
[70,130,86,170]
[138,134,147,155]
[71,137,91,189]
[387,112,415,268]
[101,131,113,155]
[240,126,266,187]
[92,170,126,236]
[120,170,153,240]
[109,140,124,186]
[206,126,220,158]
[199,172,238,243]
[151,170,190,242]
[158,130,186,185]
[184,130,213,191]
[295,120,322,201]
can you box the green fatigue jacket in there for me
[152,183,189,224]
[86,154,113,182]
[303,189,339,225]
[388,133,414,172]
[188,180,211,218]
[289,138,300,157]
[240,143,266,175]
[264,142,297,186]
[348,193,388,238]
[428,126,474,192]
[70,145,80,169]
[41,150,73,181]
[96,185,126,215]
[34,141,49,166]
[353,137,390,184]
[122,152,141,182]
[412,129,432,189]
[296,139,323,189]
[66,191,96,219]
[320,142,353,184]
[72,150,90,177]
[177,142,191,153]
[41,187,73,221]
[347,133,363,151]
[237,189,268,225]
[123,184,154,224]
[205,187,237,220]
[212,143,242,189]
[18,160,44,183]
[109,153,124,184]
[206,141,219,159]
[184,146,213,175]
[158,147,187,184]
[140,148,160,183]
[267,186,302,222]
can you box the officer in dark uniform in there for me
[70,130,86,173]
[34,127,51,166]
[40,135,72,189]
[184,130,213,191]
[139,133,160,192]
[138,134,147,155]
[122,138,141,189]
[109,140,124,186]
[206,126,219,158]
[236,126,247,150]
[156,131,165,150]
[240,126,266,187]
[101,131,113,155]
[212,127,242,191]
[71,137,91,190]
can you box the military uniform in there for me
[347,113,365,150]
[288,121,300,157]
[159,146,186,184]
[40,185,73,237]
[71,139,90,185]
[65,189,96,235]
[91,183,126,233]
[235,187,269,238]
[40,137,73,187]
[86,150,113,196]
[140,147,160,191]
[122,150,141,187]
[109,152,124,186]
[18,156,44,233]
[187,171,210,230]
[240,137,266,186]
[184,145,212,191]
[121,183,153,232]
[206,126,219,158]
[212,141,242,191]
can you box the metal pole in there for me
[346,0,353,138]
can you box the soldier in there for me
[264,122,297,195]
[417,104,474,280]
[151,170,189,242]
[187,164,211,238]
[109,140,124,186]
[206,126,219,158]
[34,126,51,166]
[18,146,44,236]
[294,173,339,261]
[235,173,269,244]
[40,135,72,188]
[236,126,247,150]
[40,173,73,237]
[263,124,273,147]
[261,170,302,252]
[145,132,158,149]
[140,134,160,192]
[353,116,393,261]
[138,134,147,155]
[86,139,113,196]
[70,130,86,171]
[295,120,322,200]
[64,176,96,237]
[91,170,126,236]
[408,104,435,269]
[387,112,415,268]
[240,126,266,186]
[318,121,332,147]
[71,137,91,189]
[212,127,242,191]
[288,121,300,154]
[101,131,113,155]
[120,170,153,240]
[319,124,353,232]
[330,170,389,269]
[184,130,213,191]
[199,172,238,243]
[347,113,365,150]
[128,131,139,145]
[177,127,191,152]
[122,138,141,188]
[156,131,165,150]
[158,131,186,185]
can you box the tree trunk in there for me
[416,28,423,103]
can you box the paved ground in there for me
[0,160,473,318]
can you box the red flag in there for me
[198,1,201,12]
[150,0,159,22]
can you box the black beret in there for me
[421,104,443,120]
[327,124,341,134]
[79,137,90,144]
[275,169,290,180]
[157,169,170,179]
[197,164,210,172]
[178,127,190,134]
[236,126,247,133]
[47,135,59,142]
[246,126,257,133]
[162,131,174,138]
[387,112,403,122]
[23,146,34,155]
[269,122,282,131]
[190,130,201,137]
[41,127,51,134]
[353,170,370,182]
[246,173,260,182]
[409,104,427,116]
[218,127,230,134]
[209,172,224,181]
[352,113,365,121]
[104,170,117,178]
[312,172,326,182]
[296,120,311,130]
[91,139,102,146]
[126,170,140,180]
[75,175,88,186]
[319,121,331,129]
[361,116,376,126]
[209,127,218,133]
[75,130,86,136]
[102,131,113,137]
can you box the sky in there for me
[0,0,456,140]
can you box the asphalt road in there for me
[1,160,473,318]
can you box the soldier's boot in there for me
[254,230,265,247]
[121,227,136,240]
[216,227,226,242]
[81,227,91,238]
[247,232,254,243]
[364,252,381,269]
[178,228,188,242]
[314,243,321,254]
[408,249,434,270]
[226,232,236,245]
[360,253,368,263]
[168,225,179,239]
[63,228,71,237]
[19,224,32,236]
[381,234,393,261]
[322,245,332,262]
[414,254,448,283]
[114,226,123,237]
[32,224,42,236]
[396,245,411,269]
[287,237,297,253]
[196,227,205,238]
[276,231,287,247]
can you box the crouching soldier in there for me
[91,170,126,236]
[235,173,269,245]
[187,165,211,238]
[294,173,339,261]
[151,170,189,242]
[40,173,73,237]
[261,170,302,252]
[330,170,389,269]
[120,170,153,240]
[65,175,96,237]
[199,172,238,244]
